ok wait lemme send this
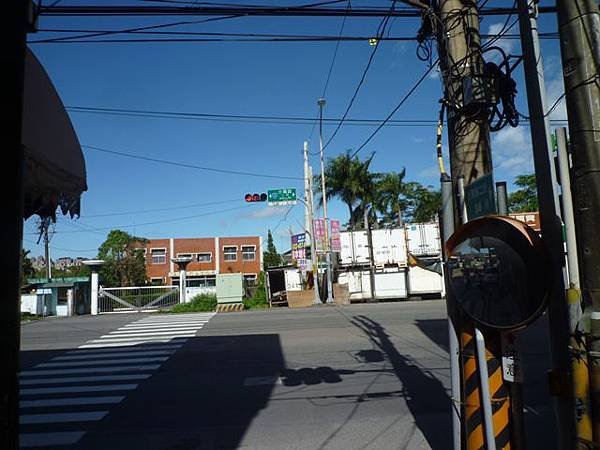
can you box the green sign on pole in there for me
[465,173,497,220]
[267,188,297,206]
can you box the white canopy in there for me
[22,47,87,219]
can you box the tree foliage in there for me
[315,152,441,228]
[508,174,538,213]
[263,230,282,268]
[98,230,148,287]
[21,249,34,286]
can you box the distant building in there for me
[144,236,262,287]
[54,256,87,270]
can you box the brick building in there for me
[145,236,262,287]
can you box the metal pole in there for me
[318,98,334,304]
[90,271,99,315]
[308,166,321,304]
[517,1,577,447]
[364,206,376,302]
[2,2,27,447]
[556,2,600,444]
[457,176,468,224]
[303,141,312,244]
[441,172,461,450]
[44,223,52,280]
[475,328,497,450]
[557,125,594,446]
[180,268,187,304]
[496,181,508,215]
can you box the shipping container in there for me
[337,268,408,301]
[339,228,407,267]
[339,230,369,265]
[406,223,441,256]
[408,265,445,298]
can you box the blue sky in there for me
[23,0,565,258]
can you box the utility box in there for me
[216,273,243,304]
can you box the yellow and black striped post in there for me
[462,325,485,449]
[485,333,512,449]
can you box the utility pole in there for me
[317,98,334,304]
[556,0,600,444]
[2,2,28,448]
[363,206,376,302]
[304,142,321,304]
[435,1,509,449]
[517,1,582,447]
[44,221,52,280]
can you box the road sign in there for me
[267,188,297,206]
[446,216,550,329]
[291,233,306,270]
[465,173,497,219]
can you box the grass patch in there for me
[243,272,269,310]
[162,294,217,313]
[21,312,43,323]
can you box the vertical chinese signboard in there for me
[313,218,326,254]
[330,219,341,252]
[291,233,307,270]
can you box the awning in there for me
[22,47,87,220]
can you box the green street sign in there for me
[267,188,297,206]
[465,173,497,220]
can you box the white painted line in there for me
[21,384,138,395]
[102,330,198,338]
[54,350,175,360]
[20,364,160,376]
[111,327,203,334]
[243,376,282,386]
[122,323,208,329]
[78,340,187,348]
[118,323,206,330]
[90,335,194,343]
[70,344,182,353]
[20,411,107,424]
[36,356,169,368]
[20,432,86,447]
[21,396,125,408]
[20,374,151,386]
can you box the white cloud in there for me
[485,22,517,59]
[491,126,534,175]
[244,206,288,220]
[543,55,568,121]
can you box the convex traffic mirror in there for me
[446,216,550,330]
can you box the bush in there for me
[243,272,269,310]
[164,294,217,313]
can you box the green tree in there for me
[315,150,380,229]
[375,169,409,226]
[403,182,442,223]
[508,174,538,213]
[263,230,282,268]
[98,230,148,287]
[21,249,34,286]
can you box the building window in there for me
[223,246,237,262]
[197,253,212,263]
[177,253,192,260]
[187,276,216,287]
[243,274,257,285]
[150,277,165,286]
[241,246,256,261]
[151,248,166,264]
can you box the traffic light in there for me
[244,193,267,202]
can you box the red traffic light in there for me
[244,193,267,202]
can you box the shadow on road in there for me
[349,315,452,449]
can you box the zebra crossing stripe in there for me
[20,396,125,408]
[68,344,182,353]
[54,350,175,360]
[36,356,169,368]
[20,374,151,385]
[21,364,160,376]
[20,412,108,424]
[20,432,86,447]
[21,384,138,395]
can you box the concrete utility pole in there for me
[304,141,321,305]
[363,206,376,302]
[2,2,28,448]
[435,1,509,448]
[556,0,600,444]
[517,1,589,447]
[317,98,334,304]
[44,222,52,280]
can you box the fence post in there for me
[82,260,106,316]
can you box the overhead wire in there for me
[82,144,303,180]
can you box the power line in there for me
[75,198,241,218]
[82,144,303,180]
[321,0,398,151]
[350,60,439,158]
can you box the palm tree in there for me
[314,150,379,230]
[375,169,408,227]
[403,182,442,223]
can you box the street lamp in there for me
[171,256,192,304]
[317,98,334,304]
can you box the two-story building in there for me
[145,236,262,287]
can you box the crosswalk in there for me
[19,312,215,447]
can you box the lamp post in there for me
[171,256,193,304]
[318,98,334,304]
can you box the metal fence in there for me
[98,285,179,313]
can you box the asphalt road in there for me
[20,301,556,449]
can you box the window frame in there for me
[150,247,167,265]
[196,252,212,263]
[223,245,238,262]
[241,245,256,261]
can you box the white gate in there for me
[98,285,179,314]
